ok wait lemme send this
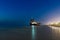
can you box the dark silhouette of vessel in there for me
[30,19,40,26]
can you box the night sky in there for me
[0,0,60,26]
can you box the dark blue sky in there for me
[0,0,60,25]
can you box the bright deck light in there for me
[32,22,37,24]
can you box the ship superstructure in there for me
[30,19,40,26]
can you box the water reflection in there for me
[49,26,60,40]
[31,25,60,40]
[31,25,36,40]
[1,25,60,40]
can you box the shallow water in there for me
[0,25,60,40]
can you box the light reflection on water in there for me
[49,26,60,40]
[31,25,36,40]
[1,26,60,40]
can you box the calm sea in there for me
[0,25,60,40]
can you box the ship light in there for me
[32,22,37,24]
